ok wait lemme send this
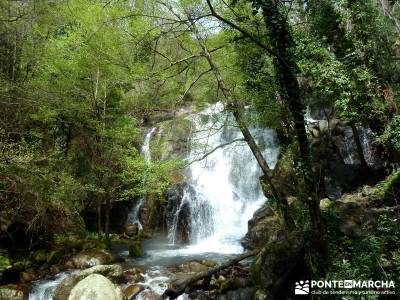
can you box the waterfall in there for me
[29,272,72,300]
[142,127,156,163]
[126,127,156,229]
[168,103,279,254]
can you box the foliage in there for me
[322,212,400,297]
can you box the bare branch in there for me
[184,138,245,167]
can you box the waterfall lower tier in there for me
[166,103,279,254]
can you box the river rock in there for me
[128,241,142,257]
[0,284,30,300]
[177,261,209,273]
[139,290,162,300]
[53,264,123,300]
[123,267,144,282]
[201,259,217,268]
[67,249,115,269]
[20,269,38,282]
[68,274,123,300]
[124,224,139,237]
[124,284,144,299]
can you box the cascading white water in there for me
[168,103,279,254]
[126,127,156,229]
[29,271,72,300]
[142,127,156,163]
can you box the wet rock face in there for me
[68,274,123,300]
[308,115,383,199]
[164,183,195,244]
[152,118,193,160]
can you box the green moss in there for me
[0,254,10,271]
[128,241,142,257]
[371,168,400,205]
[47,250,63,265]
[152,118,193,160]
[32,250,47,264]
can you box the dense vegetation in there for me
[1,0,400,299]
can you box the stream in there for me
[29,103,279,299]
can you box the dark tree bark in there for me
[97,199,102,239]
[258,0,328,264]
[104,195,111,248]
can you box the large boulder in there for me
[251,230,305,300]
[128,241,142,258]
[241,205,283,250]
[0,284,30,300]
[124,224,139,237]
[67,249,115,269]
[53,264,123,300]
[331,198,376,237]
[68,274,123,300]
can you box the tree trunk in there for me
[163,250,258,299]
[259,0,328,263]
[189,19,295,230]
[104,195,111,248]
[97,199,102,239]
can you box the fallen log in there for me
[163,249,259,299]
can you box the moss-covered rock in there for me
[201,259,217,268]
[128,241,142,258]
[0,284,30,300]
[251,230,305,300]
[0,254,10,272]
[47,250,64,265]
[152,118,193,160]
[32,250,47,264]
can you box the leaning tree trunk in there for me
[188,18,295,230]
[259,0,328,263]
[163,250,258,299]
